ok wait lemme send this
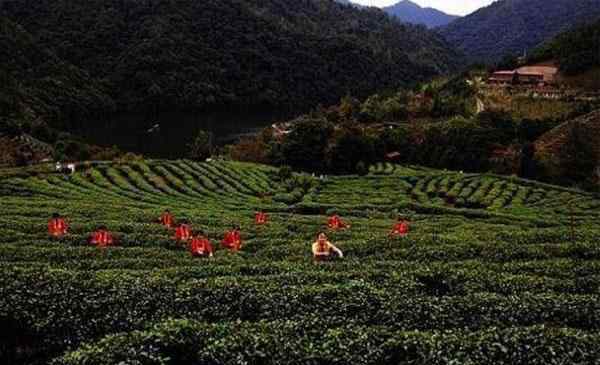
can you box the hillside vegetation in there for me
[0,0,460,130]
[230,74,599,188]
[535,110,600,185]
[530,18,600,77]
[2,160,600,364]
[0,17,114,130]
[441,0,600,64]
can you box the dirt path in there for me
[476,97,485,114]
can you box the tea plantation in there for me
[2,160,600,364]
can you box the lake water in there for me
[76,110,293,158]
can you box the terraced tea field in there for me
[2,160,600,364]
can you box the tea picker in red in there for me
[255,211,268,225]
[48,212,68,238]
[222,225,242,251]
[390,218,410,238]
[159,209,174,228]
[175,220,192,242]
[89,226,115,247]
[189,230,214,258]
[327,214,350,230]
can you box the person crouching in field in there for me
[175,220,192,242]
[328,214,350,231]
[390,218,410,238]
[189,231,214,258]
[255,211,268,225]
[89,226,115,247]
[159,209,174,228]
[312,232,343,262]
[48,213,68,238]
[222,225,242,251]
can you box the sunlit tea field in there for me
[2,160,600,364]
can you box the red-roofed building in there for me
[488,70,517,85]
[488,63,558,87]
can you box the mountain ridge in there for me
[383,0,459,28]
[441,0,600,64]
[336,0,459,27]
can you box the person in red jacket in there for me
[159,209,174,228]
[89,226,115,247]
[327,214,350,230]
[390,218,410,238]
[255,211,268,225]
[189,231,214,258]
[48,213,68,238]
[222,225,242,251]
[174,220,192,242]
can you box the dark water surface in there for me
[76,110,292,158]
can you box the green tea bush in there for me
[1,160,600,364]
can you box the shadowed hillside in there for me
[535,110,600,185]
[1,0,461,121]
[0,17,114,129]
[441,0,600,64]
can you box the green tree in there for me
[519,143,537,179]
[188,130,213,161]
[327,127,376,174]
[559,123,596,183]
[281,117,333,172]
[339,95,361,122]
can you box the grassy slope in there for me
[1,160,600,364]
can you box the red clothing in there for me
[190,237,214,257]
[391,221,410,237]
[222,230,242,251]
[328,215,347,230]
[48,218,68,237]
[160,212,174,228]
[255,212,268,225]
[90,230,114,247]
[175,224,191,241]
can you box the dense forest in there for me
[0,0,460,132]
[0,17,114,129]
[529,18,600,75]
[441,0,600,64]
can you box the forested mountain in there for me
[0,0,461,130]
[441,0,600,64]
[0,17,114,129]
[383,0,459,28]
[530,18,600,75]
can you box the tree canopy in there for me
[1,0,461,129]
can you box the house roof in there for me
[492,70,516,75]
[516,65,558,82]
[516,72,545,77]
